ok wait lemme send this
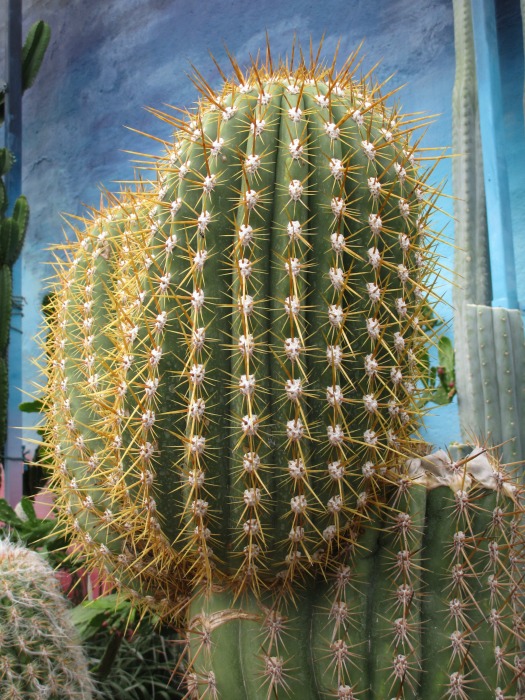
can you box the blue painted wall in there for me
[498,0,525,300]
[1,0,523,454]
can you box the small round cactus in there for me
[0,538,94,699]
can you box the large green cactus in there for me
[0,538,94,699]
[43,46,440,605]
[40,45,524,698]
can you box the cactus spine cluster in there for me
[40,42,524,698]
[0,538,94,699]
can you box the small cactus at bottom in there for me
[186,448,524,699]
[0,538,94,699]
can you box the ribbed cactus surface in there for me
[43,47,443,613]
[452,0,525,466]
[187,450,524,699]
[0,538,94,699]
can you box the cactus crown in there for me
[42,42,448,614]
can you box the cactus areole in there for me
[42,44,524,698]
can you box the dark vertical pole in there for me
[4,0,24,505]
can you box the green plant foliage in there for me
[419,335,456,406]
[432,335,456,404]
[21,20,51,91]
[73,595,182,699]
[0,496,77,577]
[19,398,44,413]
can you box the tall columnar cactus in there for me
[40,45,524,698]
[0,150,29,457]
[452,0,525,465]
[1,19,50,463]
[0,20,51,123]
[0,538,94,699]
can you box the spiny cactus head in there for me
[0,538,94,699]
[41,41,448,614]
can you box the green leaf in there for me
[0,498,23,527]
[429,386,452,406]
[437,336,455,375]
[71,605,112,640]
[22,21,51,91]
[18,519,54,545]
[72,594,131,640]
[19,496,37,523]
[19,399,43,413]
[92,633,124,681]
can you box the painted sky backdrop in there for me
[0,0,523,451]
